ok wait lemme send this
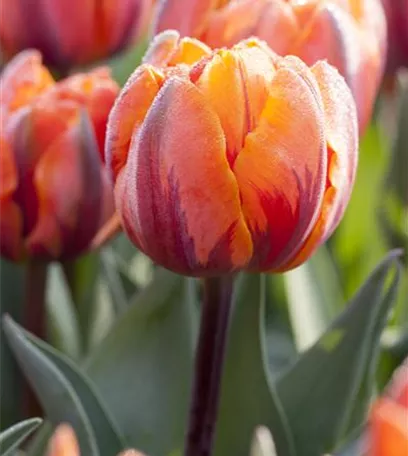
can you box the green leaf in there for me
[85,268,197,456]
[276,251,401,456]
[0,418,42,456]
[215,274,295,456]
[46,264,81,360]
[2,316,125,456]
[283,245,343,351]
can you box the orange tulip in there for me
[381,0,408,73]
[0,50,119,261]
[368,358,408,456]
[153,0,386,132]
[46,424,146,456]
[106,31,358,276]
[0,0,150,70]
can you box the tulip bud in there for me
[368,358,408,456]
[47,424,80,456]
[0,0,150,71]
[106,31,358,276]
[0,50,119,262]
[46,424,148,456]
[153,0,386,133]
[381,0,408,73]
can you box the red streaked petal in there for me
[277,59,358,271]
[27,112,103,259]
[233,60,326,271]
[105,64,164,181]
[118,77,253,275]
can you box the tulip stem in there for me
[24,258,48,341]
[24,258,49,417]
[185,275,234,456]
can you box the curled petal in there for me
[234,57,327,271]
[143,30,211,67]
[117,77,253,275]
[278,60,358,271]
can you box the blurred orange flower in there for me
[0,50,119,262]
[46,424,146,456]
[0,0,151,70]
[368,358,408,456]
[106,31,358,276]
[381,0,408,73]
[153,0,386,132]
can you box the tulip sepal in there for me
[185,275,234,456]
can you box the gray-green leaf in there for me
[0,418,42,456]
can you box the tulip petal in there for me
[195,45,275,166]
[117,76,253,275]
[369,398,408,456]
[233,60,326,271]
[49,68,119,159]
[277,60,358,271]
[204,0,297,55]
[27,112,102,259]
[154,0,220,38]
[0,50,54,114]
[388,360,408,408]
[106,64,164,181]
[291,3,377,131]
[143,30,212,68]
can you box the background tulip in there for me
[368,358,408,456]
[0,0,150,71]
[106,31,358,277]
[0,50,119,262]
[153,0,386,132]
[46,424,147,456]
[381,0,408,73]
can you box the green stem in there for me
[185,276,234,456]
[24,258,48,341]
[24,258,48,417]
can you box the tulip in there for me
[153,0,386,132]
[0,50,119,262]
[47,423,146,456]
[368,358,408,456]
[0,0,150,71]
[381,0,408,73]
[106,31,358,276]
